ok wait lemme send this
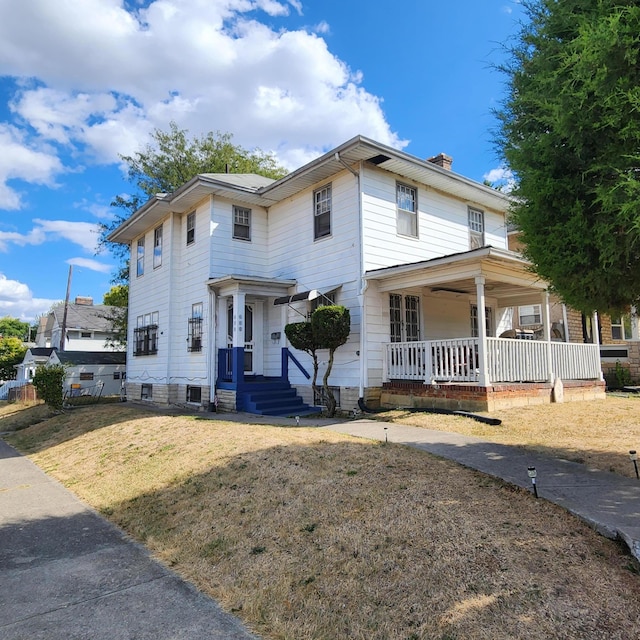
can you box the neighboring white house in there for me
[108,135,603,415]
[48,350,126,398]
[14,347,55,384]
[35,297,123,351]
[11,297,126,399]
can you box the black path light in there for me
[630,450,639,479]
[384,427,388,444]
[527,466,538,498]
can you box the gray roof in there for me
[47,303,118,334]
[198,173,276,190]
[108,135,512,244]
[54,351,126,365]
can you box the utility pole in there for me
[59,266,73,352]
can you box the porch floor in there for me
[381,379,606,413]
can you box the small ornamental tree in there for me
[284,305,351,417]
[32,364,66,411]
[311,305,351,417]
[284,321,320,399]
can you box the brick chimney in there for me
[74,296,94,306]
[427,153,453,171]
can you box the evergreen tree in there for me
[495,0,640,313]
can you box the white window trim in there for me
[233,205,251,241]
[153,225,163,268]
[396,182,418,238]
[313,184,332,240]
[468,207,485,250]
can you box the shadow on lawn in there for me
[99,438,640,640]
[2,403,159,454]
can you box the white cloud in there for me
[0,219,101,252]
[0,273,58,322]
[484,166,515,193]
[66,257,112,273]
[314,21,330,35]
[33,219,101,252]
[0,124,63,210]
[0,0,404,177]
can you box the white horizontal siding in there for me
[210,197,268,278]
[361,166,508,272]
[127,215,173,385]
[168,205,211,388]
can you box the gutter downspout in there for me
[334,153,366,401]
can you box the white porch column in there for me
[475,276,490,386]
[542,290,554,382]
[208,289,217,403]
[232,292,246,348]
[631,306,639,340]
[592,311,604,381]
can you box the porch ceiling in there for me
[365,246,548,304]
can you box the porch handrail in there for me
[281,347,311,380]
[385,338,602,384]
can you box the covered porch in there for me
[365,247,604,411]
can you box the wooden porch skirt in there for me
[381,379,606,413]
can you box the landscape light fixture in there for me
[527,466,538,498]
[384,427,388,444]
[295,416,300,426]
[630,450,639,479]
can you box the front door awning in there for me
[273,286,341,306]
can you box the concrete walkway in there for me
[0,439,259,640]
[325,419,640,561]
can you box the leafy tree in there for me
[0,337,27,381]
[32,364,66,411]
[0,316,30,340]
[495,0,640,313]
[311,306,351,417]
[285,305,351,417]
[101,122,288,266]
[284,321,320,399]
[101,285,128,349]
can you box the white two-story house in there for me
[108,136,603,415]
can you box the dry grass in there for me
[371,394,640,479]
[0,399,52,432]
[5,403,640,639]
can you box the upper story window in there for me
[134,312,159,356]
[188,303,203,352]
[153,225,163,268]
[233,206,251,241]
[136,237,145,277]
[518,304,542,326]
[314,184,331,240]
[186,212,195,245]
[469,207,485,249]
[397,183,418,237]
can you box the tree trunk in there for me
[323,349,336,417]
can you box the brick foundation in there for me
[380,380,606,412]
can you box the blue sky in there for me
[0,0,523,322]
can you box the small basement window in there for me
[141,384,153,400]
[186,385,202,403]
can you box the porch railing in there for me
[386,338,602,384]
[387,338,479,382]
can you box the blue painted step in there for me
[237,377,321,417]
